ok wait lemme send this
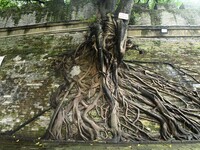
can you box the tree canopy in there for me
[0,0,18,9]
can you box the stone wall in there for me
[0,3,69,28]
[0,32,85,136]
[0,2,200,138]
[132,9,200,26]
[70,0,97,20]
[1,3,200,28]
[0,31,200,136]
[0,1,96,28]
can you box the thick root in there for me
[45,14,200,142]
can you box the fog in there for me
[179,0,200,9]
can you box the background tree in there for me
[0,0,18,10]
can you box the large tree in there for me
[0,0,184,143]
[1,0,199,143]
[42,0,200,142]
[1,0,198,143]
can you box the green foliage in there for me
[85,15,97,23]
[134,0,183,9]
[0,0,18,10]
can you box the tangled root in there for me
[44,14,200,142]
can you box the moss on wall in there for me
[0,2,70,27]
[149,10,162,25]
[0,32,85,135]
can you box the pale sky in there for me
[182,0,199,4]
[180,0,200,8]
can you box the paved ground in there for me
[45,142,200,150]
[1,138,200,150]
[46,142,200,150]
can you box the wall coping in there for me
[1,22,200,38]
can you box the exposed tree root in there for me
[43,14,200,143]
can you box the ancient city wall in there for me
[0,2,200,137]
[1,3,200,28]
